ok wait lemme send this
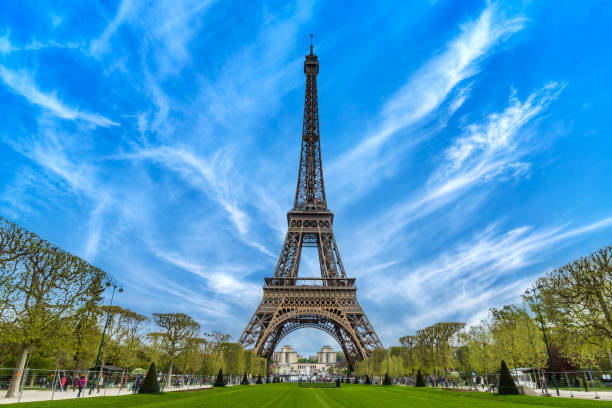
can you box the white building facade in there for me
[272,345,338,376]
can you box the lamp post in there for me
[90,279,123,394]
[525,284,559,396]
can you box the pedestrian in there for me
[77,375,85,398]
[540,375,548,394]
[61,373,67,392]
[133,374,141,394]
[582,376,589,392]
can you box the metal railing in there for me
[0,368,214,404]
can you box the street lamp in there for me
[89,279,123,394]
[525,284,560,396]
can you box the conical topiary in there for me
[383,372,391,385]
[498,360,518,395]
[241,372,249,385]
[415,369,425,387]
[365,375,371,385]
[214,368,225,387]
[256,374,263,384]
[138,362,159,394]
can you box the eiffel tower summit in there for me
[239,40,383,372]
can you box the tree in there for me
[220,342,244,376]
[415,369,425,387]
[490,306,532,377]
[498,360,518,395]
[96,306,147,376]
[214,368,225,387]
[139,362,159,394]
[152,313,200,386]
[534,246,612,369]
[1,219,106,398]
[465,324,494,385]
[399,335,418,375]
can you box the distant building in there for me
[317,345,336,364]
[272,345,337,376]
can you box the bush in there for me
[256,374,263,384]
[415,369,425,387]
[383,372,391,385]
[138,362,159,394]
[214,368,225,387]
[498,360,519,395]
[241,372,249,385]
[365,375,371,385]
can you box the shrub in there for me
[256,374,263,384]
[415,369,425,387]
[138,362,159,394]
[365,375,371,385]
[498,360,519,395]
[241,372,249,385]
[214,368,225,387]
[383,372,391,385]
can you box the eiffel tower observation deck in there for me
[239,40,383,372]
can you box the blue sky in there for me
[1,0,611,356]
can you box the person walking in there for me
[133,374,142,394]
[77,375,85,398]
[540,374,549,394]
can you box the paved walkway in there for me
[1,384,212,405]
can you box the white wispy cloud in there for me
[329,1,525,201]
[353,82,565,262]
[0,65,118,127]
[90,0,216,77]
[365,215,612,336]
[152,248,262,306]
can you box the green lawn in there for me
[5,384,609,407]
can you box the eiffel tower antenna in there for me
[310,33,313,54]
[239,42,382,373]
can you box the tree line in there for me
[0,217,266,398]
[355,245,612,381]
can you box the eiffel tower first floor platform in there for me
[239,277,383,372]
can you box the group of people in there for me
[36,372,87,397]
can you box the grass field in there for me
[4,384,609,407]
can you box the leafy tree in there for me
[534,246,612,369]
[465,324,494,385]
[220,342,244,375]
[498,360,518,395]
[399,335,418,375]
[139,362,159,394]
[151,313,200,386]
[1,219,106,398]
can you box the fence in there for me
[404,370,612,400]
[0,368,214,404]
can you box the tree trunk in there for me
[5,344,31,398]
[167,361,174,387]
[608,349,612,371]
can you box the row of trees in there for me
[356,245,612,379]
[0,217,266,398]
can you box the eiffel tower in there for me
[239,41,383,372]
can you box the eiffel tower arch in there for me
[239,41,383,372]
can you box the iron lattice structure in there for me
[239,44,383,372]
